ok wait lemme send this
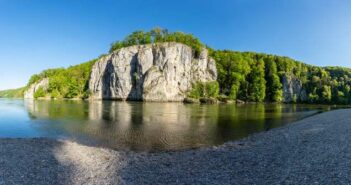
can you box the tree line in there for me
[109,27,204,57]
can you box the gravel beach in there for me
[1,109,351,185]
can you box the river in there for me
[0,98,345,152]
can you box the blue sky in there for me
[0,0,350,90]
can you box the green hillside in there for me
[212,51,351,104]
[0,88,24,98]
[26,60,96,99]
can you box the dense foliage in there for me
[0,88,24,98]
[27,60,96,99]
[110,28,204,57]
[188,81,220,99]
[212,50,351,104]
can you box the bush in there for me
[50,89,61,99]
[188,81,219,99]
[34,87,46,99]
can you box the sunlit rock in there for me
[89,42,217,101]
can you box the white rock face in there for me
[89,43,217,101]
[282,75,307,103]
[24,78,49,99]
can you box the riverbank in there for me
[1,109,351,184]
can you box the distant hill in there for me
[0,88,24,98]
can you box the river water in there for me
[0,99,343,152]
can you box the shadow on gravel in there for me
[0,139,74,185]
[1,138,125,185]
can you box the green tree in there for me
[265,57,283,102]
[321,85,332,103]
[212,51,250,100]
[247,59,266,102]
[189,81,219,99]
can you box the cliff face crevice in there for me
[89,42,217,101]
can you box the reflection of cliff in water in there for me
[25,100,48,119]
[25,100,223,151]
[86,102,223,151]
[24,100,327,151]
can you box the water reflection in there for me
[18,99,338,151]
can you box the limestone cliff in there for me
[24,78,49,99]
[282,75,307,103]
[89,42,217,101]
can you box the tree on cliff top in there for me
[109,27,204,57]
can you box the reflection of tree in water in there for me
[184,104,220,147]
[263,104,282,131]
[25,100,89,120]
[213,104,267,140]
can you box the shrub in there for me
[188,81,219,99]
[50,89,61,99]
[34,87,46,99]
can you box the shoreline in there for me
[1,109,351,184]
[2,98,351,113]
[2,97,351,107]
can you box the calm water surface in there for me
[0,99,345,151]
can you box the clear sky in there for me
[0,0,350,90]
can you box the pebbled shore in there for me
[1,109,351,185]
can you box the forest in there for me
[6,28,350,104]
[212,50,351,104]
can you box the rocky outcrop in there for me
[24,78,49,99]
[89,43,217,101]
[282,75,307,103]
